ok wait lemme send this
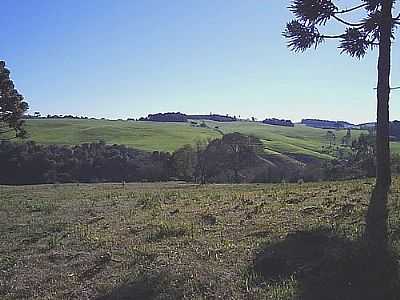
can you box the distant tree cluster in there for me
[137,112,238,123]
[188,114,237,122]
[24,114,89,120]
[138,112,188,122]
[262,118,294,127]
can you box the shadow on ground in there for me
[96,270,183,300]
[253,228,400,300]
[96,277,159,300]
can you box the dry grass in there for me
[1,179,400,299]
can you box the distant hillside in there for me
[202,121,368,160]
[359,122,376,129]
[20,119,336,160]
[358,121,400,141]
[22,119,220,152]
[302,119,358,129]
[21,118,400,163]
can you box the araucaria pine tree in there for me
[0,61,28,139]
[284,0,399,251]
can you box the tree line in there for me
[1,131,395,185]
[138,112,238,123]
[0,133,268,185]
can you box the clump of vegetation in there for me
[146,222,187,242]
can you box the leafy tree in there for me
[284,0,399,252]
[0,61,28,139]
[193,140,209,184]
[341,128,352,146]
[221,133,264,183]
[172,144,197,181]
[195,138,225,184]
[326,130,336,146]
[352,132,376,176]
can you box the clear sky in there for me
[1,0,399,123]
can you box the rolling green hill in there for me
[23,119,220,153]
[21,118,397,160]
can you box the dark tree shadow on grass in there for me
[96,276,160,300]
[96,270,183,300]
[253,228,400,300]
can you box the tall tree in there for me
[0,61,28,139]
[283,1,399,252]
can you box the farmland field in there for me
[1,178,400,299]
[22,119,384,160]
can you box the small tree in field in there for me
[0,61,28,139]
[284,0,399,252]
[326,130,336,146]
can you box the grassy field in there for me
[22,119,378,160]
[1,179,400,299]
[23,119,220,153]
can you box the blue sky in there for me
[1,0,399,123]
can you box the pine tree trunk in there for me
[365,0,393,253]
[376,1,393,190]
[234,168,239,183]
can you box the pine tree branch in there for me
[332,15,364,27]
[373,87,400,90]
[335,4,367,14]
[320,34,345,39]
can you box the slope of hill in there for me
[1,178,399,299]
[203,120,367,160]
[23,119,220,152]
[22,119,400,160]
